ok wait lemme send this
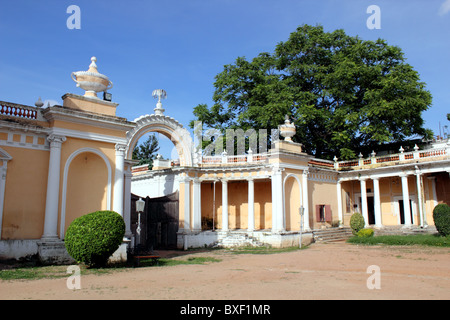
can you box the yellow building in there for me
[0,57,449,262]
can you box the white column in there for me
[400,173,412,226]
[415,168,424,228]
[222,179,228,231]
[192,178,202,231]
[113,144,126,216]
[42,134,66,240]
[183,178,191,232]
[336,180,343,227]
[271,168,284,233]
[302,169,310,231]
[359,177,369,227]
[372,177,382,228]
[247,178,255,232]
[123,167,133,239]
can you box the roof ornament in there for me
[71,56,113,99]
[279,115,296,142]
[152,89,167,116]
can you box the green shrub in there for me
[357,228,374,238]
[350,213,365,235]
[433,203,450,237]
[65,210,125,268]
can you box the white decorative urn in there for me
[279,115,296,142]
[71,57,113,98]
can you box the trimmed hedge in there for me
[350,213,365,235]
[357,228,374,238]
[65,210,125,267]
[433,203,450,237]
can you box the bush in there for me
[350,213,365,235]
[65,210,125,267]
[357,228,374,238]
[433,203,450,237]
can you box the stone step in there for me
[313,228,353,243]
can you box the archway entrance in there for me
[125,113,194,251]
[125,114,194,166]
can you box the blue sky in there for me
[1,0,449,158]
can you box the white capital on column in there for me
[400,173,412,226]
[359,177,369,227]
[302,169,310,231]
[372,177,382,228]
[113,143,126,216]
[222,179,228,231]
[247,178,255,232]
[42,134,66,240]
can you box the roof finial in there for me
[152,89,167,116]
[35,97,44,108]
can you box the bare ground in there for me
[0,242,449,300]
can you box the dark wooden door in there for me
[145,191,179,250]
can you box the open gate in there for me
[131,191,179,251]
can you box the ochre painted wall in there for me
[1,146,49,239]
[64,151,109,235]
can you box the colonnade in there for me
[180,168,311,234]
[337,167,449,228]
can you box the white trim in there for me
[50,127,127,145]
[60,147,112,239]
[0,130,49,151]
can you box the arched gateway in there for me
[125,113,194,166]
[125,89,194,166]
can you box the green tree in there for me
[191,25,433,160]
[132,134,160,167]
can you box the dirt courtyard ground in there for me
[0,242,449,300]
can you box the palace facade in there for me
[0,57,449,263]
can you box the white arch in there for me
[283,173,303,230]
[60,147,112,239]
[126,114,193,166]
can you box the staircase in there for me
[215,231,266,248]
[313,227,353,243]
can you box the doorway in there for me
[367,197,375,225]
[398,199,414,225]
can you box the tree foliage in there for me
[132,134,160,166]
[191,25,432,160]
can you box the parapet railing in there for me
[0,101,39,120]
[200,152,269,166]
[335,145,449,170]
